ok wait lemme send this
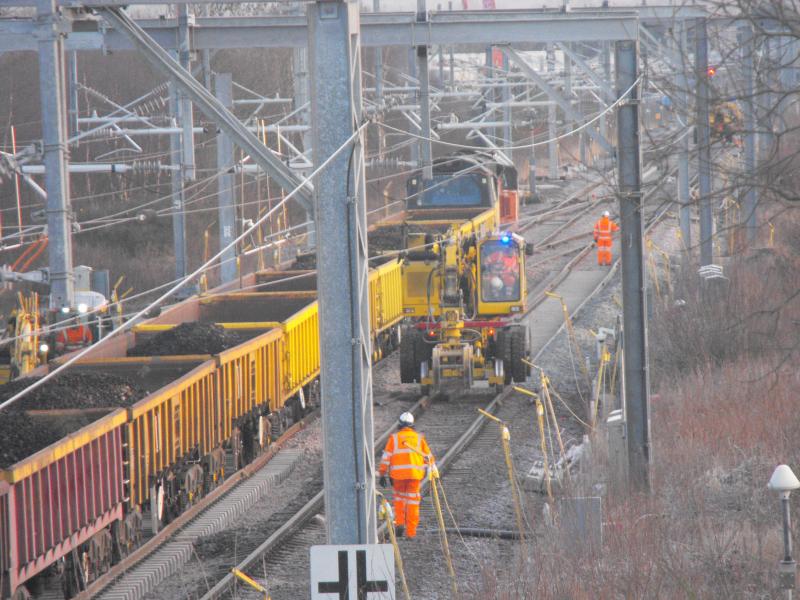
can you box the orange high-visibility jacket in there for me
[593,216,620,247]
[56,324,92,348]
[379,427,433,481]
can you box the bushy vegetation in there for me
[471,206,799,599]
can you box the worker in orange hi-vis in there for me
[593,210,620,266]
[378,412,435,539]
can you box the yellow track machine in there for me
[395,156,532,395]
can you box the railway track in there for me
[83,157,686,600]
[40,175,586,600]
[182,177,609,600]
[201,151,706,598]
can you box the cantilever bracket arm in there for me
[96,6,314,214]
[500,46,614,155]
[556,43,616,104]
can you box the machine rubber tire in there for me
[496,330,512,385]
[510,326,528,383]
[414,331,433,364]
[400,328,418,383]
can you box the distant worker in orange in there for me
[378,412,435,538]
[593,210,620,266]
[54,322,93,353]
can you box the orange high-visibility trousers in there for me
[596,242,613,266]
[392,478,422,537]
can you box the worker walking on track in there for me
[593,210,620,266]
[378,412,435,539]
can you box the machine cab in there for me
[476,234,527,316]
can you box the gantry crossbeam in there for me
[0,11,639,53]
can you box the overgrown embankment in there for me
[471,210,800,599]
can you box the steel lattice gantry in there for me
[0,1,662,537]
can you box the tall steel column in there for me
[308,0,376,545]
[67,51,79,137]
[616,40,650,492]
[501,52,512,152]
[168,83,188,283]
[372,0,384,159]
[215,73,237,284]
[292,19,316,249]
[547,44,559,179]
[695,18,713,266]
[177,5,196,183]
[601,42,611,158]
[677,21,691,251]
[37,0,74,310]
[740,24,757,243]
[416,0,433,181]
[408,48,419,168]
[760,37,774,158]
[292,47,311,153]
[437,5,445,87]
[448,1,454,87]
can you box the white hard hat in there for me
[491,276,504,291]
[399,412,415,426]
[602,210,610,218]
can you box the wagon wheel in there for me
[10,586,31,600]
[111,520,130,563]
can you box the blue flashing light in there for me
[501,234,511,244]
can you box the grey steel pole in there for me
[601,41,611,160]
[547,44,559,179]
[372,0,384,159]
[168,82,188,283]
[177,4,196,183]
[615,40,651,492]
[740,24,757,243]
[408,48,419,168]
[293,46,311,155]
[781,493,797,600]
[37,0,74,310]
[67,50,79,137]
[215,73,237,285]
[292,20,315,249]
[485,48,496,143]
[448,1,454,88]
[437,4,445,86]
[416,0,433,181]
[783,495,794,563]
[201,49,212,90]
[564,42,573,126]
[695,18,713,267]
[308,0,376,545]
[761,37,774,158]
[501,52,512,153]
[529,83,537,199]
[677,21,691,253]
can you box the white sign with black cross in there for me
[310,544,395,600]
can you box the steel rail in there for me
[80,411,321,600]
[198,182,610,598]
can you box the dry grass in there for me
[470,208,800,599]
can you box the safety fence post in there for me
[545,291,591,388]
[478,409,528,539]
[429,469,458,597]
[230,567,270,600]
[378,496,411,600]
